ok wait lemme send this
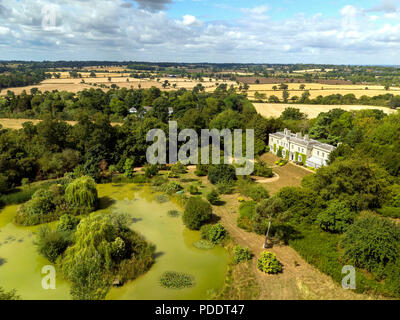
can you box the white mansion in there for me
[269,129,336,168]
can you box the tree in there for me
[0,287,20,300]
[316,200,355,233]
[123,158,135,178]
[183,197,212,230]
[65,176,98,209]
[207,164,236,185]
[35,226,71,263]
[280,107,305,120]
[282,89,290,103]
[342,214,400,276]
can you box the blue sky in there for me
[0,0,400,64]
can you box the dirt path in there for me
[213,194,378,300]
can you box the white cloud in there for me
[181,14,203,26]
[0,0,399,63]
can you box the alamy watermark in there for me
[342,265,356,290]
[41,265,56,290]
[146,121,255,175]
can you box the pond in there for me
[0,183,229,300]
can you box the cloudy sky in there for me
[0,0,399,64]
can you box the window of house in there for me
[317,151,319,156]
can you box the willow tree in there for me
[65,176,98,209]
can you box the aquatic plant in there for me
[159,271,195,289]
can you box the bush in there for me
[194,164,208,176]
[206,189,221,205]
[379,206,400,219]
[65,176,98,209]
[200,224,227,244]
[188,184,199,195]
[170,162,187,175]
[247,184,269,202]
[57,214,80,232]
[233,245,253,264]
[183,197,212,230]
[342,214,400,277]
[254,161,273,178]
[207,164,237,185]
[216,181,235,194]
[144,164,158,178]
[35,226,71,263]
[316,200,355,233]
[159,271,195,289]
[257,251,282,274]
[162,181,183,194]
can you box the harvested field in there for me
[245,82,400,100]
[0,118,121,129]
[254,103,395,119]
[0,77,234,96]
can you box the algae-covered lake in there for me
[0,183,229,300]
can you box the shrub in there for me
[216,181,235,194]
[20,189,55,216]
[162,181,183,194]
[316,200,355,233]
[151,175,168,187]
[341,214,400,277]
[188,184,199,195]
[254,161,273,178]
[170,162,187,175]
[207,164,236,185]
[200,224,227,244]
[194,164,208,176]
[35,226,71,263]
[144,164,158,178]
[123,158,135,178]
[233,245,253,264]
[57,215,80,232]
[206,189,221,205]
[247,184,269,202]
[65,176,98,209]
[257,251,282,274]
[183,197,212,230]
[379,206,400,219]
[159,271,195,289]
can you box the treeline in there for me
[255,91,400,109]
[0,70,50,90]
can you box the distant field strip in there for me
[0,118,121,129]
[253,103,396,119]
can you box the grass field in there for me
[246,82,400,100]
[254,103,396,119]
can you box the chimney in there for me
[304,134,309,141]
[296,132,302,139]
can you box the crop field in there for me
[0,72,235,96]
[246,83,400,100]
[253,103,396,119]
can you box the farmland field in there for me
[0,75,235,96]
[254,103,396,119]
[246,83,400,100]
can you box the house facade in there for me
[269,128,336,168]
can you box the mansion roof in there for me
[270,129,336,153]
